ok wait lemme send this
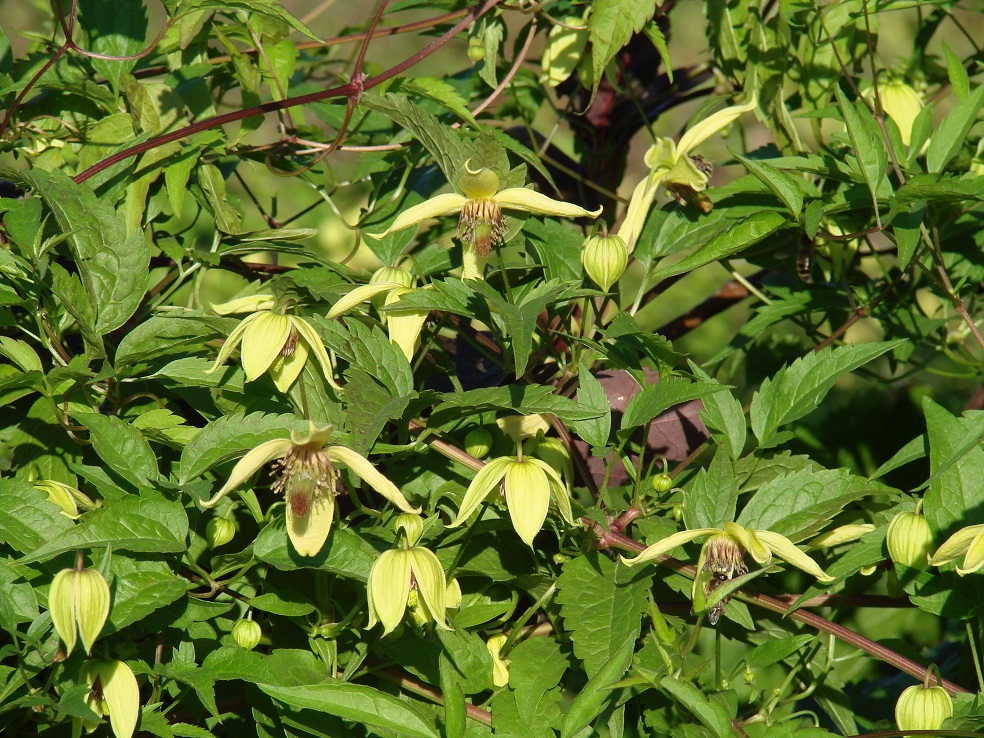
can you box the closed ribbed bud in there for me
[651,473,673,494]
[464,428,493,459]
[49,567,111,655]
[895,683,953,735]
[887,511,933,570]
[467,36,485,63]
[581,234,628,292]
[394,513,424,546]
[206,517,236,548]
[232,618,262,650]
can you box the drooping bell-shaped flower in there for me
[208,294,341,391]
[78,659,140,738]
[929,523,984,575]
[366,546,449,635]
[621,521,833,624]
[49,566,111,655]
[203,423,419,557]
[618,97,757,255]
[368,161,601,279]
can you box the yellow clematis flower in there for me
[621,521,833,624]
[366,545,449,635]
[202,423,419,557]
[449,455,575,547]
[929,523,984,575]
[78,659,140,738]
[368,162,601,279]
[327,266,430,360]
[207,294,341,392]
[486,633,511,687]
[618,96,757,255]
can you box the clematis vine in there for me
[929,523,984,575]
[621,521,833,624]
[618,96,758,254]
[207,294,341,392]
[327,266,431,360]
[203,423,419,557]
[368,161,602,279]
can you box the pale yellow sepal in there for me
[35,480,95,519]
[755,529,835,582]
[49,567,111,655]
[930,523,984,575]
[210,294,276,314]
[80,660,140,738]
[368,193,469,239]
[287,492,336,557]
[620,528,721,566]
[366,547,449,635]
[491,188,601,219]
[540,19,588,87]
[486,634,511,687]
[384,287,430,360]
[327,283,402,320]
[807,524,875,549]
[496,414,550,442]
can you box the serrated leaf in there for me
[926,84,984,173]
[555,553,650,678]
[684,448,738,530]
[258,682,439,738]
[18,494,189,564]
[524,218,585,283]
[249,592,315,617]
[652,210,788,282]
[588,1,658,98]
[619,378,729,439]
[942,42,969,101]
[76,412,158,487]
[921,398,984,538]
[174,0,321,42]
[834,87,887,197]
[747,634,814,668]
[560,637,634,738]
[19,168,150,333]
[152,357,246,391]
[690,362,746,460]
[0,480,75,555]
[737,467,892,542]
[108,556,188,631]
[571,369,612,449]
[749,341,903,448]
[116,312,236,368]
[78,0,148,92]
[404,77,476,125]
[660,677,732,738]
[733,153,805,216]
[430,385,603,425]
[253,521,377,581]
[317,317,414,398]
[179,412,295,485]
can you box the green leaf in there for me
[746,634,814,668]
[108,556,188,631]
[560,636,634,738]
[571,370,612,449]
[49,263,104,357]
[733,153,805,216]
[361,92,470,189]
[0,480,75,555]
[749,341,903,449]
[78,0,148,93]
[249,592,316,617]
[870,434,926,479]
[403,77,477,126]
[507,638,569,720]
[116,312,236,368]
[926,84,984,173]
[19,168,151,334]
[690,363,745,460]
[737,467,892,542]
[258,682,439,738]
[555,553,650,678]
[834,87,887,197]
[75,412,159,487]
[652,210,788,282]
[619,378,729,439]
[921,398,984,537]
[684,448,738,530]
[524,218,585,284]
[892,202,925,271]
[942,42,969,101]
[0,560,40,627]
[253,522,377,582]
[317,318,414,398]
[660,676,732,738]
[18,494,189,564]
[430,385,604,426]
[179,412,295,485]
[174,0,322,42]
[588,0,658,98]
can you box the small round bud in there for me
[459,163,499,200]
[464,428,493,459]
[232,618,262,650]
[581,234,628,292]
[651,474,673,494]
[895,683,952,735]
[672,504,683,522]
[887,511,933,570]
[206,517,236,549]
[467,36,486,63]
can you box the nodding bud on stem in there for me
[895,683,952,736]
[581,233,628,292]
[886,511,933,570]
[49,566,110,656]
[232,618,262,650]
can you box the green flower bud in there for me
[467,36,485,63]
[459,165,499,200]
[370,266,414,316]
[206,517,236,549]
[232,618,262,650]
[394,513,424,546]
[464,428,494,459]
[581,234,628,292]
[887,511,933,570]
[79,659,140,738]
[651,473,673,494]
[49,567,111,656]
[895,683,953,735]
